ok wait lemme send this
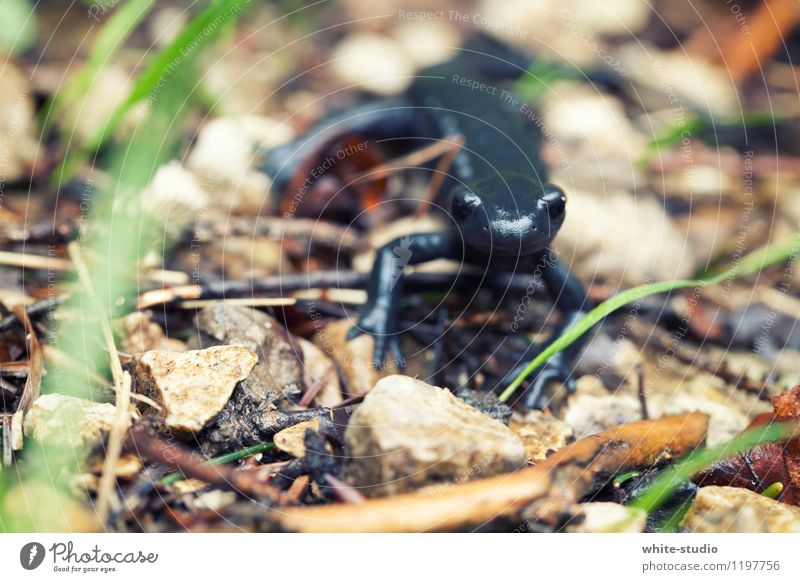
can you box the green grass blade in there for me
[513,58,567,103]
[2,0,253,532]
[630,420,800,515]
[84,0,244,151]
[161,442,276,486]
[639,110,789,168]
[498,234,800,402]
[55,0,249,182]
[41,0,156,133]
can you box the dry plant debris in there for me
[2,0,800,535]
[278,412,708,532]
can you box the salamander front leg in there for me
[515,251,592,409]
[347,231,460,369]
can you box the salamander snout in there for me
[540,185,566,222]
[450,184,567,256]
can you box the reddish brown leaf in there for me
[694,384,800,504]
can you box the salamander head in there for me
[449,183,566,256]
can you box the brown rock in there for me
[193,305,306,454]
[509,410,572,464]
[23,394,120,449]
[132,345,257,433]
[344,375,525,496]
[681,486,800,533]
[115,311,186,354]
[274,417,321,458]
[565,502,647,533]
[314,319,396,397]
[195,304,304,406]
[298,338,342,407]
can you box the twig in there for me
[285,474,310,504]
[723,0,800,81]
[0,249,188,286]
[348,135,465,184]
[323,473,366,505]
[292,288,366,305]
[144,269,190,286]
[135,270,543,310]
[0,250,72,271]
[177,297,297,309]
[0,360,29,378]
[161,441,276,486]
[68,241,131,523]
[629,320,774,400]
[193,216,361,253]
[9,306,44,451]
[41,345,161,410]
[0,377,19,397]
[298,368,331,409]
[0,221,74,244]
[637,361,649,420]
[97,372,133,523]
[415,134,464,219]
[0,296,67,333]
[2,415,11,467]
[333,393,365,408]
[126,425,286,504]
[428,306,449,386]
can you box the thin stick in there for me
[285,474,310,504]
[324,473,366,505]
[348,134,465,184]
[142,268,189,286]
[67,243,125,387]
[67,241,131,523]
[723,0,800,81]
[636,362,649,420]
[415,134,464,219]
[9,306,44,451]
[0,250,72,271]
[2,415,11,467]
[161,441,276,486]
[0,296,67,333]
[178,297,297,309]
[96,371,132,522]
[41,345,161,411]
[0,250,187,286]
[298,368,331,408]
[127,426,286,503]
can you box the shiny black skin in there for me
[407,59,568,256]
[264,49,592,408]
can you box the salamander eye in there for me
[541,185,567,221]
[450,189,481,223]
